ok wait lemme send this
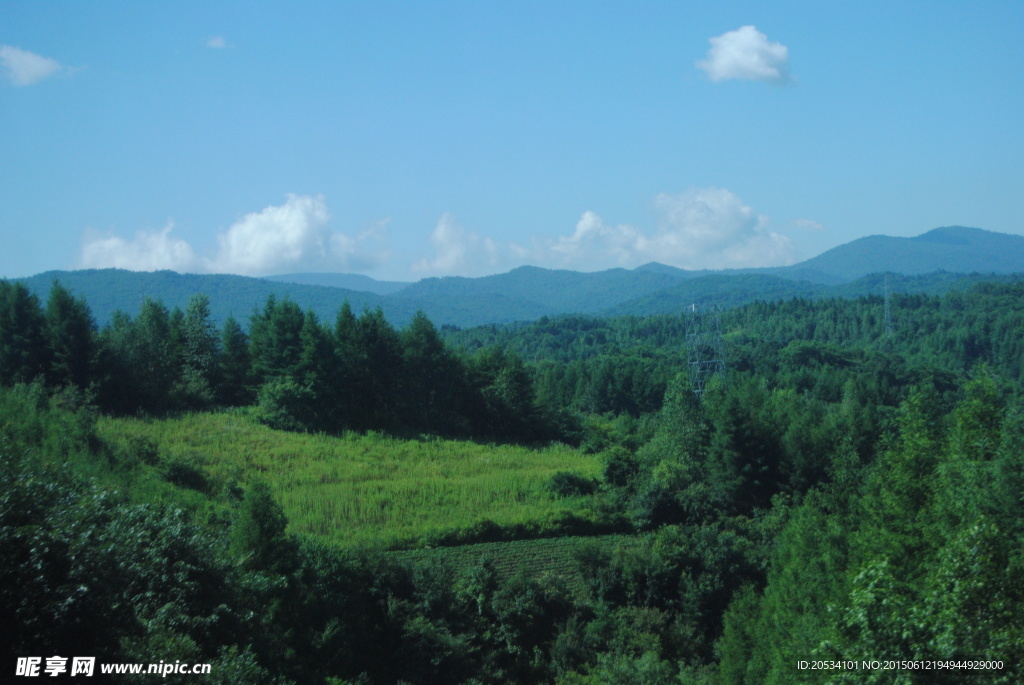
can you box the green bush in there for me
[255,377,317,432]
[547,471,599,498]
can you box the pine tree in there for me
[177,294,219,408]
[0,281,49,385]
[44,282,96,390]
[231,480,295,574]
[218,316,252,406]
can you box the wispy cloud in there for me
[206,36,227,49]
[696,25,792,84]
[408,189,798,274]
[0,45,66,86]
[411,213,503,277]
[794,218,827,231]
[537,188,798,270]
[78,195,388,276]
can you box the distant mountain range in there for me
[263,272,410,295]
[787,226,1024,281]
[16,226,1024,328]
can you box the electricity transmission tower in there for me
[883,274,894,346]
[686,304,726,399]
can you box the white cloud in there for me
[696,25,792,84]
[79,222,201,272]
[411,213,502,276]
[76,191,797,279]
[550,211,645,266]
[540,188,797,270]
[210,194,332,274]
[78,195,389,276]
[0,45,64,86]
[206,36,227,49]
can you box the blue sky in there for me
[3,1,1022,281]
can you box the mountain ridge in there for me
[14,226,1024,328]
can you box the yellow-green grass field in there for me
[97,412,603,550]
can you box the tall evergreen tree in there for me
[355,307,403,431]
[401,310,466,435]
[44,281,96,390]
[297,309,338,431]
[181,295,219,382]
[177,294,219,408]
[218,316,252,406]
[231,480,295,574]
[249,296,305,385]
[0,280,49,386]
[332,301,363,428]
[96,300,180,413]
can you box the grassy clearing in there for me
[97,411,603,550]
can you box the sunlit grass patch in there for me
[97,412,603,549]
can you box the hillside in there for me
[18,269,407,326]
[15,226,1024,327]
[97,412,604,550]
[603,270,1024,317]
[791,226,1024,280]
[5,279,1024,683]
[264,272,411,295]
[398,265,688,313]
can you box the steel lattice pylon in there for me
[686,304,726,399]
[883,273,894,344]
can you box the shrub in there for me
[547,471,598,498]
[255,377,316,432]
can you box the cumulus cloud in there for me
[79,222,201,272]
[550,211,645,266]
[411,213,503,276]
[206,36,227,49]
[0,45,65,86]
[330,218,392,272]
[76,191,797,278]
[541,188,797,270]
[696,25,792,84]
[78,195,388,276]
[210,194,332,274]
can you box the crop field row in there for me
[97,411,604,549]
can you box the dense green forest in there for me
[2,277,1023,683]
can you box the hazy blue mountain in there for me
[787,226,1024,281]
[17,270,414,327]
[14,226,1024,328]
[396,265,687,313]
[16,269,552,329]
[603,270,1024,318]
[601,274,825,316]
[264,272,411,295]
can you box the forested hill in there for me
[263,272,411,295]
[15,226,1024,327]
[602,270,1024,317]
[4,275,1024,683]
[16,269,416,327]
[17,267,1023,329]
[790,225,1024,281]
